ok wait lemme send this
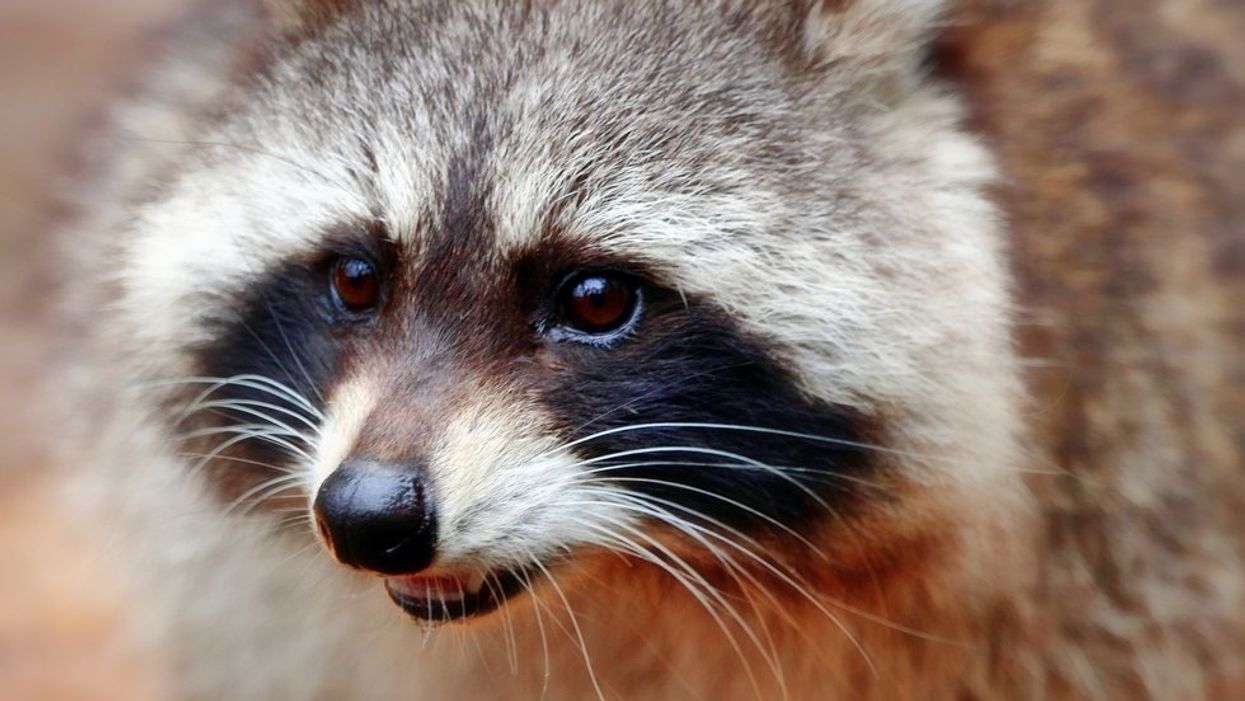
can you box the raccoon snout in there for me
[313,458,438,576]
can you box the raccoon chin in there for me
[383,566,538,624]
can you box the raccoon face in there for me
[117,0,1021,623]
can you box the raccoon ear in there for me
[799,0,943,72]
[261,0,354,33]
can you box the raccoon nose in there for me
[313,458,437,575]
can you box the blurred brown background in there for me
[0,3,188,699]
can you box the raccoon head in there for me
[116,0,1026,624]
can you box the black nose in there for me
[313,458,437,575]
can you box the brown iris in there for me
[331,257,381,313]
[561,273,637,334]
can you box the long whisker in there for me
[525,555,609,701]
[589,486,961,646]
[582,475,827,561]
[582,459,883,491]
[149,375,323,417]
[179,402,321,442]
[187,428,313,473]
[263,298,326,405]
[590,493,823,660]
[512,566,553,701]
[180,398,323,435]
[514,558,570,699]
[225,474,309,515]
[483,571,520,675]
[557,421,1068,476]
[574,494,795,699]
[576,446,832,512]
[179,452,300,474]
[620,487,970,671]
[235,316,321,412]
[569,519,769,697]
[558,421,870,455]
[579,493,877,677]
[179,424,313,461]
[568,513,777,701]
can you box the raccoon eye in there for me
[330,257,381,313]
[558,273,638,335]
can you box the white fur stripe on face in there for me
[311,372,381,493]
[308,372,639,570]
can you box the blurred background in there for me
[0,3,187,699]
[0,1,1241,700]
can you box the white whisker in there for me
[566,514,775,701]
[514,566,553,701]
[180,398,322,435]
[187,429,313,474]
[576,446,832,512]
[181,425,313,461]
[225,474,309,515]
[180,403,321,444]
[583,459,883,491]
[553,421,1068,477]
[179,452,301,474]
[526,555,609,701]
[577,471,828,557]
[573,496,794,699]
[581,499,875,677]
[263,299,327,405]
[587,489,822,645]
[149,375,323,417]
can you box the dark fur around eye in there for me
[539,292,877,538]
[179,261,339,503]
[182,232,875,540]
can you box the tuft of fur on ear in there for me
[800,0,944,72]
[261,0,355,34]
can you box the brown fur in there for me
[940,0,1245,695]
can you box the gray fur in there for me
[65,1,1040,699]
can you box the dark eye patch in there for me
[540,292,876,538]
[178,259,343,502]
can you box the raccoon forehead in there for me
[124,0,1002,418]
[131,0,859,283]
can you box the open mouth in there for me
[384,566,535,623]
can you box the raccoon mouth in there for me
[384,566,534,623]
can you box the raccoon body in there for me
[59,0,1245,699]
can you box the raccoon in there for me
[58,0,1245,699]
